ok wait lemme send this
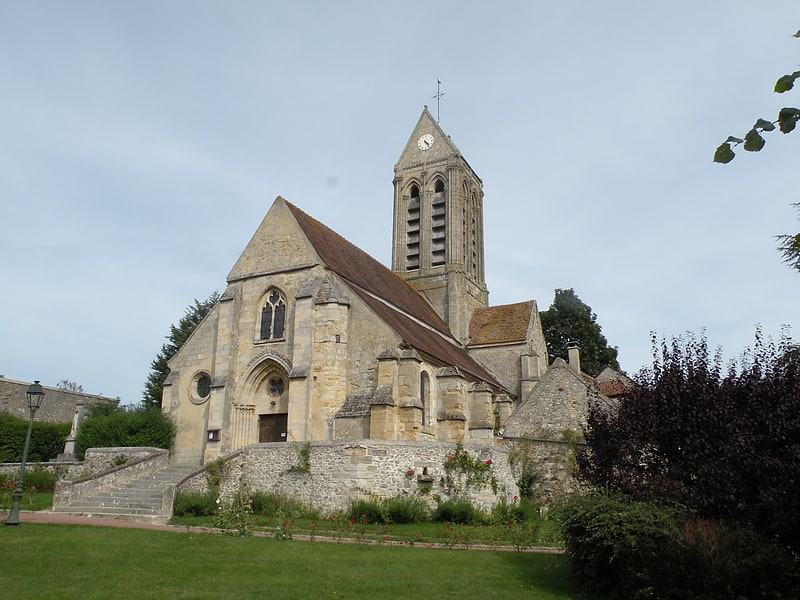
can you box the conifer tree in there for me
[142,291,219,409]
[539,288,619,377]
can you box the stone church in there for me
[163,107,611,467]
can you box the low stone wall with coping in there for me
[180,440,520,513]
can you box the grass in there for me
[0,523,587,599]
[0,491,53,512]
[168,514,564,548]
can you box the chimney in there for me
[567,342,581,374]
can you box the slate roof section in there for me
[284,200,506,391]
[285,200,450,336]
[469,301,534,346]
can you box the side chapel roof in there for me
[284,199,506,391]
[469,301,535,346]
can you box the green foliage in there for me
[714,28,800,163]
[492,497,540,524]
[346,498,384,523]
[714,28,800,271]
[441,443,498,496]
[204,458,229,493]
[554,492,685,599]
[56,379,84,393]
[213,493,254,536]
[282,441,311,475]
[539,288,619,377]
[381,495,430,524]
[777,202,800,271]
[344,494,430,524]
[507,440,542,502]
[555,492,799,599]
[432,498,485,525]
[142,291,219,409]
[579,329,800,554]
[19,466,56,493]
[75,405,176,458]
[173,490,218,517]
[248,491,320,520]
[0,412,70,462]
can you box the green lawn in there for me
[0,523,587,599]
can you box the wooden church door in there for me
[259,413,288,442]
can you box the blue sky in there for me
[2,1,799,404]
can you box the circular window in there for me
[197,375,212,399]
[189,372,213,405]
[268,377,285,397]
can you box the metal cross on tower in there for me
[432,79,445,122]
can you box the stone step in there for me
[74,497,163,509]
[53,505,163,516]
[53,463,202,524]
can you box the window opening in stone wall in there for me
[406,185,420,270]
[421,372,430,426]
[268,377,285,397]
[196,374,212,399]
[470,192,478,276]
[260,289,287,340]
[431,180,446,266]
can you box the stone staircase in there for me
[51,463,199,524]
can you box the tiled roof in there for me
[469,301,534,345]
[596,379,631,397]
[284,201,506,391]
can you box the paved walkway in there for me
[10,510,564,553]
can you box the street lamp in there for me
[5,381,45,526]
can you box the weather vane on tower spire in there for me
[433,79,445,122]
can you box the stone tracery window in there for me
[260,289,286,340]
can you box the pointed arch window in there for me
[260,289,286,340]
[406,184,421,270]
[470,192,479,276]
[420,372,431,426]
[431,180,446,266]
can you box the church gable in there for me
[227,196,321,283]
[501,358,606,440]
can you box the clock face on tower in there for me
[417,133,434,150]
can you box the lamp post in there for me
[5,381,45,526]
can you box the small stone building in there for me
[163,108,624,469]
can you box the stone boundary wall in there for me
[0,377,118,423]
[498,437,585,501]
[0,461,85,481]
[53,448,169,508]
[180,440,520,513]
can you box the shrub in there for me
[0,412,70,462]
[492,497,538,524]
[76,405,176,458]
[432,498,485,525]
[553,492,684,599]
[382,495,429,524]
[346,498,383,524]
[554,491,800,600]
[20,466,56,493]
[249,491,320,520]
[173,490,218,517]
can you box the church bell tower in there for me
[391,107,489,344]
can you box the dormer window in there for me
[260,289,286,340]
